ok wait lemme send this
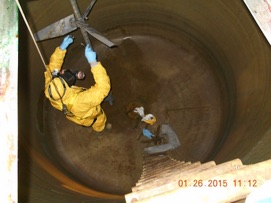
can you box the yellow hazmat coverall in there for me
[44,47,111,132]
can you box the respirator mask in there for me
[52,69,86,87]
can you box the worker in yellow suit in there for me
[44,35,111,133]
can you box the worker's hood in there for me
[47,77,71,101]
[45,76,84,112]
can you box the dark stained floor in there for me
[41,29,226,195]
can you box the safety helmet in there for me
[142,114,157,125]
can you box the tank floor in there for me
[42,32,225,195]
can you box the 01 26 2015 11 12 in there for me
[178,179,258,188]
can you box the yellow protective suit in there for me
[44,47,111,132]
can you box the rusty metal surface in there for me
[34,14,77,41]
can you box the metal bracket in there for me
[34,0,116,48]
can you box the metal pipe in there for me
[69,0,92,46]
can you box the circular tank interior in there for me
[18,0,271,202]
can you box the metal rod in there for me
[82,0,97,20]
[69,0,91,46]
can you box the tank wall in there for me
[19,0,271,202]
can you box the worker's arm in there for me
[47,47,66,72]
[84,44,111,105]
[47,35,73,72]
[91,62,111,98]
[44,35,73,94]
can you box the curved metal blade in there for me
[34,14,77,41]
[78,21,116,47]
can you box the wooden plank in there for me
[130,159,271,203]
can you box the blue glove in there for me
[143,128,155,139]
[60,35,74,50]
[85,44,97,63]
